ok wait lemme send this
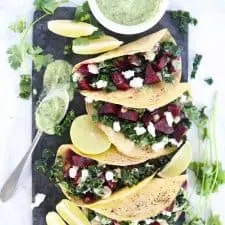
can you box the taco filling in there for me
[73,41,181,92]
[55,148,175,204]
[90,92,192,151]
[84,187,188,225]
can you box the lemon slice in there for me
[56,199,91,225]
[46,212,66,225]
[158,142,192,178]
[70,115,111,154]
[72,35,123,55]
[48,20,98,38]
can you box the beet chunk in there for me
[77,64,89,74]
[150,222,160,225]
[112,72,130,90]
[128,55,141,66]
[168,104,181,117]
[173,124,188,142]
[167,61,176,73]
[83,193,95,203]
[72,155,96,168]
[73,170,82,185]
[154,117,174,134]
[99,103,120,115]
[106,180,117,191]
[144,63,161,84]
[141,112,153,127]
[156,55,169,70]
[114,59,130,70]
[118,110,139,122]
[78,79,92,90]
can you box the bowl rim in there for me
[88,0,168,35]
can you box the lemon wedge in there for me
[56,199,91,225]
[48,20,98,38]
[70,115,111,155]
[46,212,66,225]
[72,35,123,55]
[158,142,192,178]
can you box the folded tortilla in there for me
[73,29,182,109]
[85,83,190,160]
[56,144,156,207]
[88,175,187,221]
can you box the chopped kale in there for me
[161,42,182,57]
[204,77,214,85]
[171,10,198,33]
[191,54,202,79]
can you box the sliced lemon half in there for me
[56,199,91,225]
[48,20,98,38]
[70,115,111,155]
[46,212,66,225]
[158,142,192,178]
[72,35,123,55]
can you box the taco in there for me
[55,144,178,206]
[83,184,187,224]
[72,29,183,109]
[85,86,192,159]
[87,175,187,221]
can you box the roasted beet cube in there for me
[156,55,169,70]
[106,180,117,191]
[141,112,153,127]
[111,72,130,90]
[118,110,139,122]
[114,58,130,70]
[128,55,141,66]
[73,170,82,185]
[99,103,120,115]
[78,79,92,90]
[77,64,89,74]
[83,193,95,203]
[167,61,176,73]
[165,201,175,212]
[173,124,188,142]
[72,155,96,168]
[144,63,161,84]
[65,149,75,165]
[168,104,181,117]
[154,117,174,134]
[150,222,160,225]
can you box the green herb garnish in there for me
[161,41,182,57]
[19,74,32,99]
[55,110,76,136]
[208,214,223,225]
[171,10,198,33]
[64,43,73,55]
[191,54,203,79]
[9,17,26,33]
[204,77,214,85]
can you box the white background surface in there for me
[0,0,225,224]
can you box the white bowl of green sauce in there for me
[88,0,168,35]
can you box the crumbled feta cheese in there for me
[134,126,146,136]
[147,122,156,137]
[72,72,81,82]
[31,193,46,209]
[174,116,181,124]
[88,64,99,74]
[33,89,37,95]
[145,50,156,62]
[152,138,169,152]
[95,80,108,89]
[80,169,89,183]
[156,72,162,80]
[129,77,144,89]
[147,107,156,112]
[122,70,135,79]
[102,186,112,199]
[157,219,169,225]
[153,114,160,122]
[121,107,128,113]
[68,166,79,178]
[85,96,94,103]
[164,111,174,127]
[169,138,182,147]
[105,171,114,181]
[94,216,100,221]
[145,219,155,224]
[180,94,188,103]
[162,210,172,217]
[113,121,121,132]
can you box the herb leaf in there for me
[161,42,182,57]
[171,10,198,33]
[19,74,32,99]
[208,214,222,225]
[204,77,214,85]
[7,45,23,70]
[191,54,203,79]
[34,0,69,15]
[9,18,26,33]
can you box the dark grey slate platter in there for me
[32,7,188,225]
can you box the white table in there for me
[0,0,225,224]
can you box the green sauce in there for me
[36,96,67,135]
[43,60,73,100]
[96,0,162,25]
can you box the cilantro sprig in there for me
[191,54,203,79]
[19,75,32,99]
